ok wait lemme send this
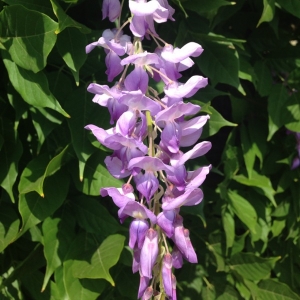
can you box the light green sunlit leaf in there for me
[19,145,70,196]
[257,0,275,27]
[2,51,70,118]
[230,253,279,281]
[0,5,58,73]
[72,234,125,286]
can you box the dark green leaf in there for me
[0,118,23,202]
[64,87,100,181]
[0,202,20,252]
[70,196,121,236]
[50,0,90,33]
[194,38,240,88]
[73,151,123,196]
[183,0,233,20]
[228,190,257,233]
[18,170,69,235]
[276,0,300,19]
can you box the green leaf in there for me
[257,0,275,27]
[20,270,60,300]
[230,253,280,281]
[3,0,56,18]
[192,100,237,137]
[267,85,289,140]
[0,118,23,202]
[70,196,121,236]
[239,57,257,83]
[283,93,300,132]
[42,218,62,291]
[50,0,90,33]
[221,207,235,252]
[233,170,276,206]
[61,263,107,300]
[240,124,255,178]
[56,27,87,84]
[193,38,240,88]
[2,51,70,118]
[30,107,64,154]
[258,279,300,299]
[183,0,233,20]
[18,170,69,235]
[0,202,20,252]
[19,145,70,196]
[276,0,300,19]
[0,5,58,73]
[72,151,123,196]
[207,232,226,272]
[254,61,273,97]
[41,210,76,292]
[228,190,257,234]
[216,285,240,299]
[64,87,100,181]
[72,234,125,286]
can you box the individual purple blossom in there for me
[162,253,173,297]
[138,275,150,298]
[172,216,197,263]
[171,246,183,269]
[129,0,169,37]
[86,29,132,81]
[87,83,127,124]
[102,0,121,22]
[142,287,153,300]
[140,228,159,278]
[121,52,159,92]
[129,219,149,249]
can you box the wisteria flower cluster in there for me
[85,0,212,298]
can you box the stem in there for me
[148,66,173,84]
[146,111,154,157]
[115,19,131,41]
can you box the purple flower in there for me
[162,253,173,297]
[121,52,159,92]
[118,201,157,223]
[86,29,132,81]
[102,0,121,22]
[128,156,169,201]
[157,209,177,237]
[172,216,197,263]
[87,83,127,125]
[142,287,153,300]
[164,75,208,99]
[129,0,169,37]
[129,219,149,249]
[140,228,159,278]
[138,275,150,298]
[85,0,212,296]
[171,246,183,269]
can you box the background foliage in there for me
[1,0,300,299]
